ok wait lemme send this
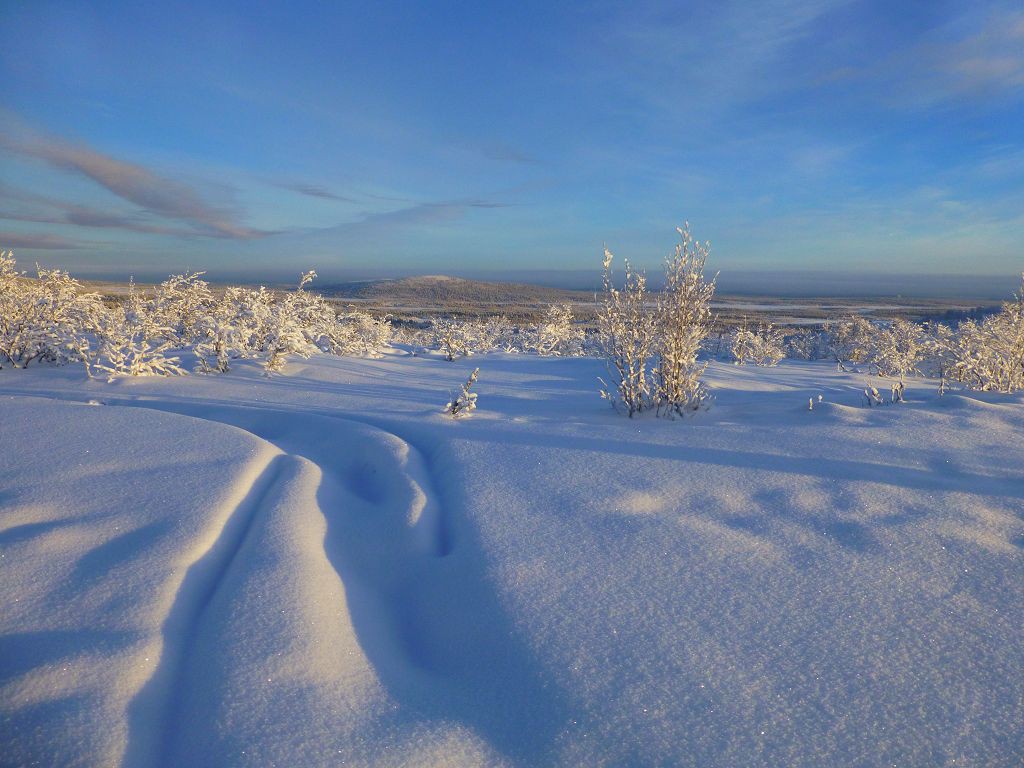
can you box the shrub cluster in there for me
[0,252,392,379]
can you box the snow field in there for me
[1,353,1022,766]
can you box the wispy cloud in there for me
[0,129,270,239]
[303,198,512,240]
[832,7,1024,110]
[273,181,359,202]
[480,143,540,165]
[587,0,846,118]
[0,231,87,249]
[930,9,1024,99]
[0,185,196,236]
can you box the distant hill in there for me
[319,275,594,306]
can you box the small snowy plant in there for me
[597,248,658,416]
[445,367,479,416]
[653,223,716,416]
[863,386,884,407]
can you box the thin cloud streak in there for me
[0,231,87,249]
[274,181,359,202]
[0,186,198,236]
[0,130,270,239]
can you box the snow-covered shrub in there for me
[949,275,1024,393]
[467,315,516,354]
[653,224,715,415]
[531,303,581,356]
[597,248,658,416]
[331,310,392,356]
[261,271,324,373]
[729,322,756,365]
[152,271,213,346]
[0,251,104,372]
[94,280,186,381]
[730,321,785,366]
[433,318,470,361]
[870,319,927,393]
[194,287,247,373]
[825,317,876,371]
[445,367,479,416]
[921,322,956,395]
[786,328,830,360]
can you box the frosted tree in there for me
[653,224,715,415]
[535,303,582,356]
[597,248,658,416]
[94,279,186,380]
[445,367,479,416]
[870,319,927,400]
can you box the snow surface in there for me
[1,351,1022,767]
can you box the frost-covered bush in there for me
[194,287,248,373]
[949,275,1024,392]
[729,323,756,365]
[469,315,517,354]
[921,322,956,394]
[433,318,470,361]
[597,248,658,416]
[152,271,213,346]
[730,322,784,366]
[786,328,830,361]
[260,271,325,373]
[0,251,103,371]
[825,317,876,371]
[870,319,927,393]
[95,280,186,381]
[533,303,583,356]
[653,224,715,415]
[0,253,394,380]
[332,310,392,357]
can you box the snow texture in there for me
[1,352,1022,767]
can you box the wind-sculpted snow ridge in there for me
[1,354,1022,766]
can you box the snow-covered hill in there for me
[1,353,1022,767]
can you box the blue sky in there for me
[1,0,1023,284]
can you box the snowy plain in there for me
[1,350,1022,767]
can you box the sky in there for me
[1,0,1023,290]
